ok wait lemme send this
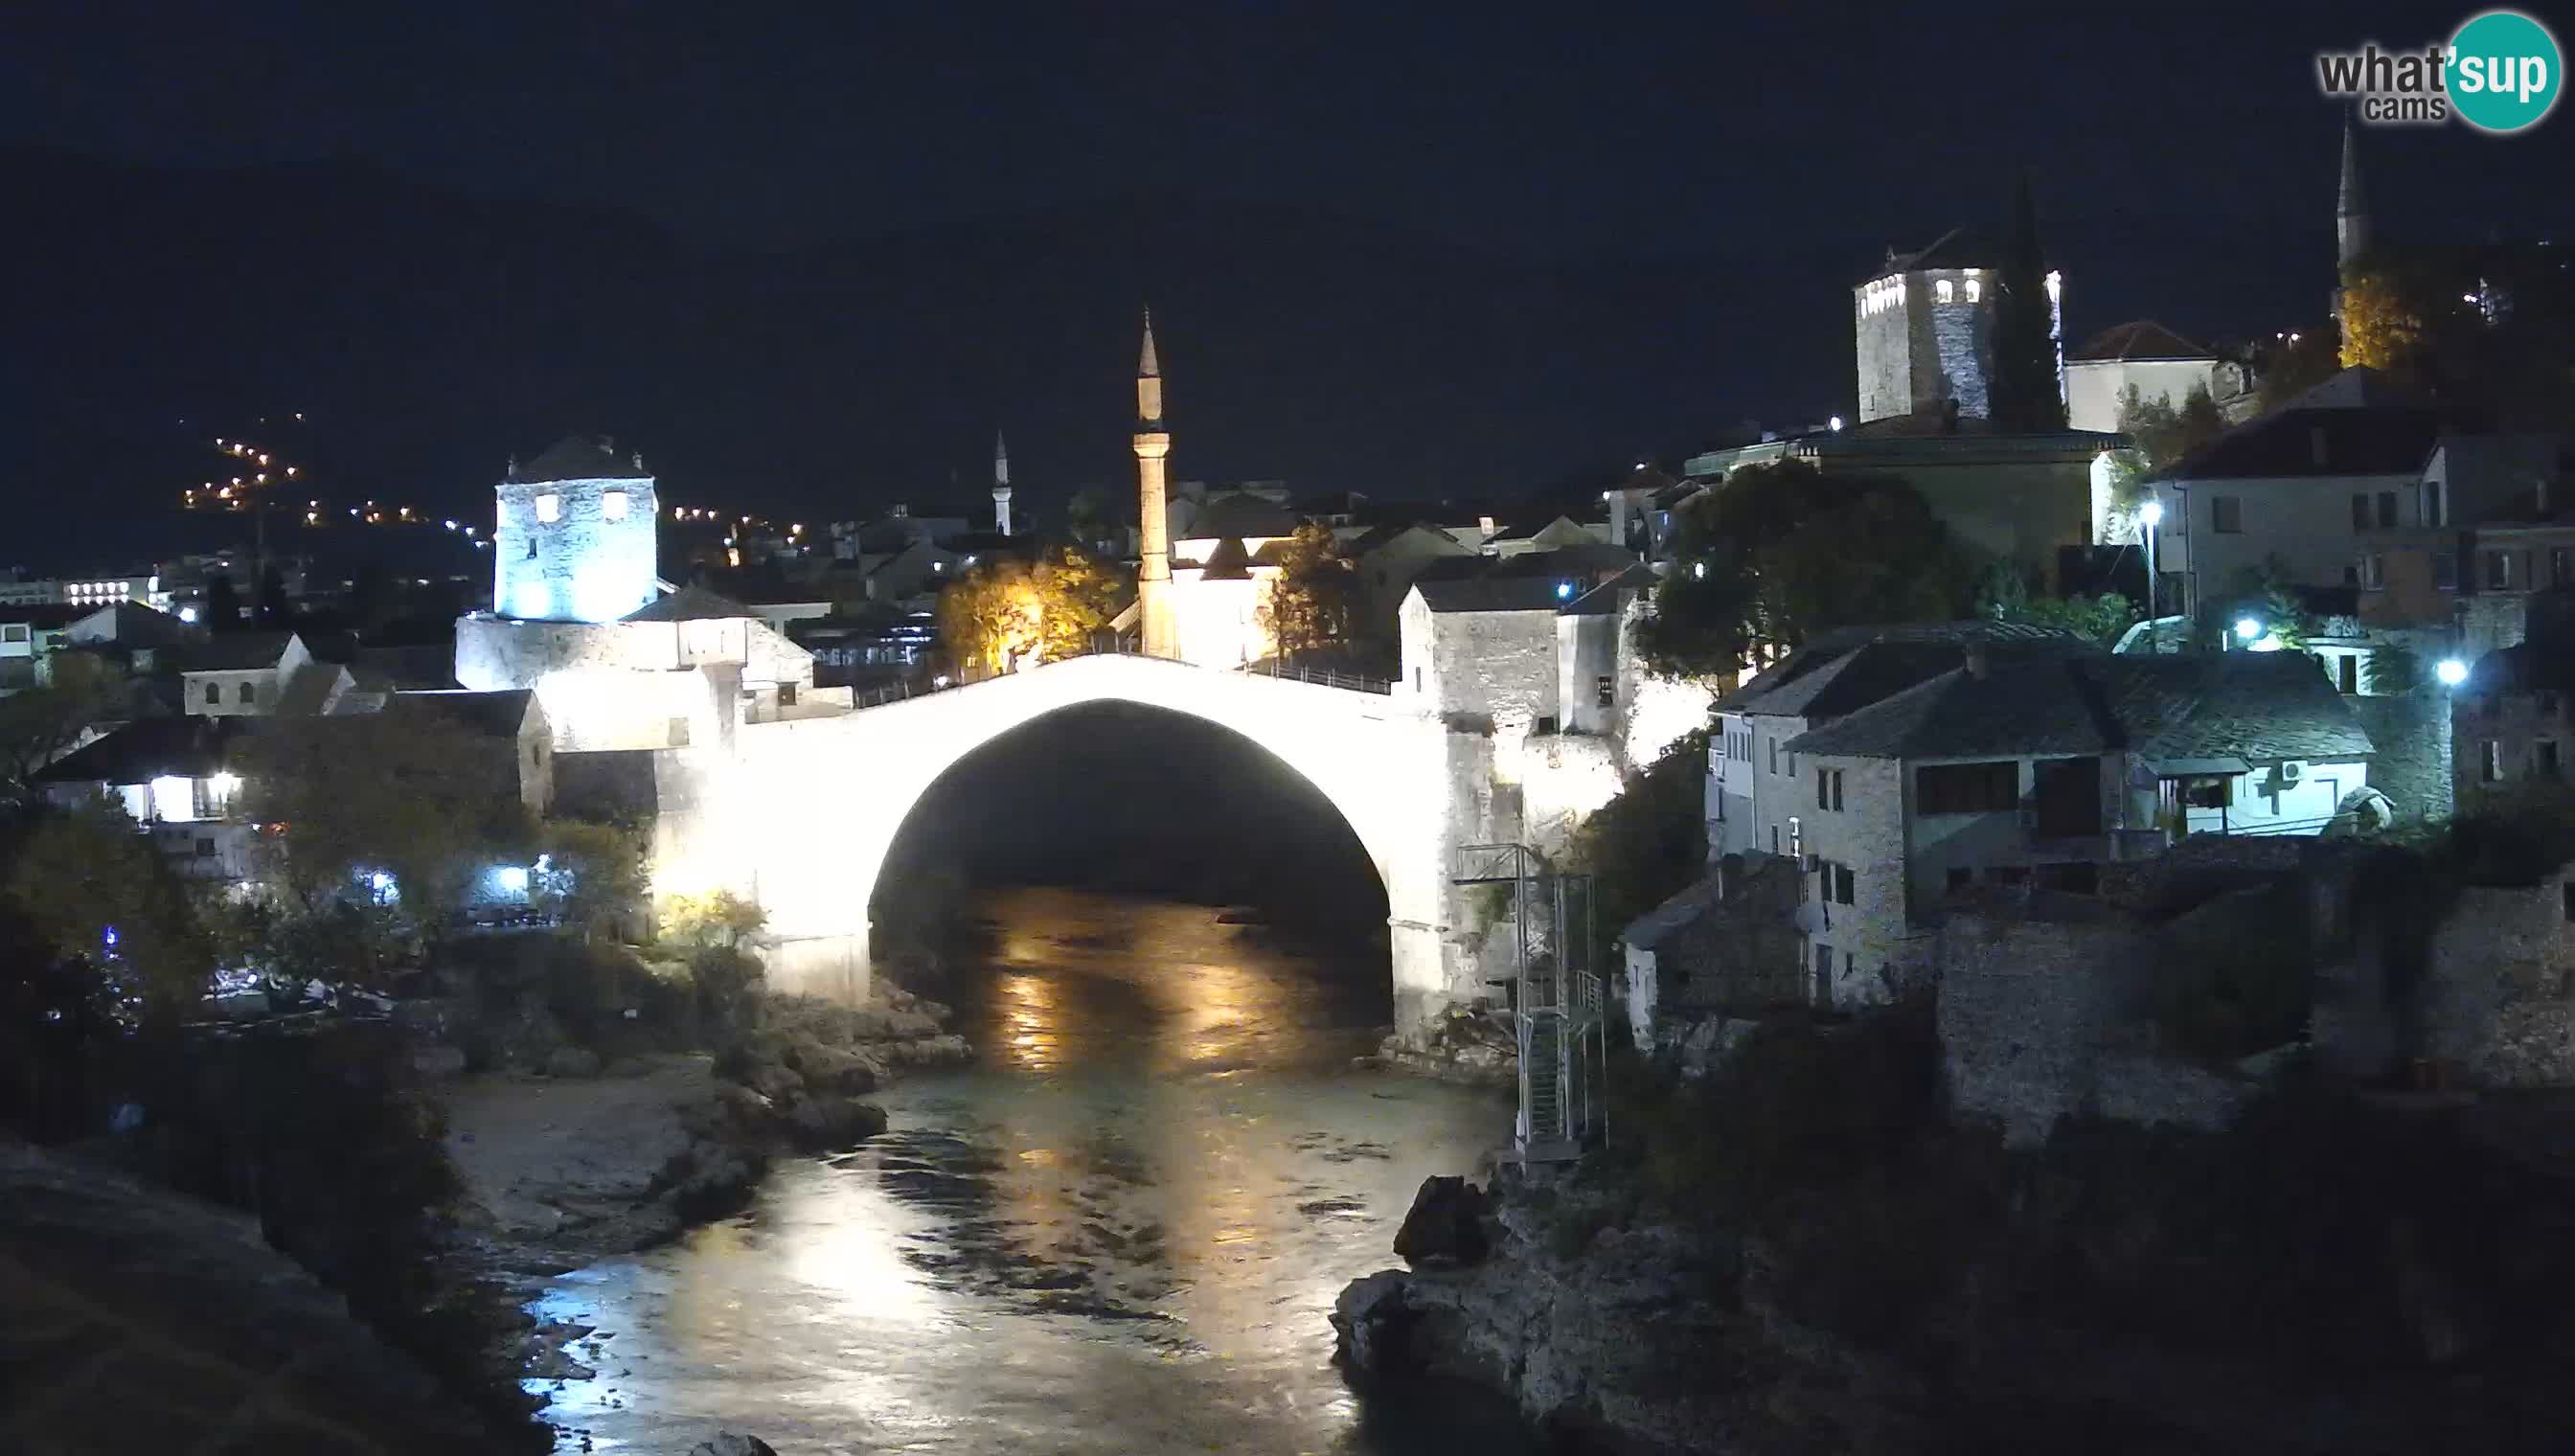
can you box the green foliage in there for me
[1256,520,1356,663]
[661,888,767,948]
[0,651,130,804]
[2338,258,2436,375]
[1972,564,2138,648]
[1990,172,2067,432]
[2115,381,2225,472]
[237,708,530,931]
[531,818,649,937]
[2363,645,2423,694]
[687,944,764,1035]
[1639,463,1970,677]
[4,799,213,1018]
[1566,734,1707,976]
[2254,330,2342,416]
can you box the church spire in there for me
[2336,117,2371,267]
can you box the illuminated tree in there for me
[2339,261,2435,375]
[936,545,1124,676]
[660,889,766,949]
[1256,521,1356,664]
[3,799,212,1019]
[236,707,526,929]
[2116,381,2225,472]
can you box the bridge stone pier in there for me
[651,654,1506,1041]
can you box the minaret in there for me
[1133,309,1178,659]
[2334,119,2371,344]
[991,429,1014,536]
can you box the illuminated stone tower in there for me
[492,434,659,623]
[1133,310,1178,659]
[991,428,1014,536]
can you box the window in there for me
[1946,866,1973,892]
[0,624,25,643]
[2555,549,2574,587]
[1534,716,1558,736]
[1596,674,1615,709]
[1936,279,1954,303]
[1916,761,2018,814]
[2211,495,2243,534]
[1817,768,1828,809]
[602,489,628,521]
[2564,881,2575,923]
[2484,739,2503,784]
[2486,552,2515,590]
[1965,278,1982,303]
[1413,668,1423,692]
[2362,553,2386,589]
[1833,863,1855,904]
[2434,552,2458,590]
[203,681,219,705]
[195,838,216,857]
[238,682,256,705]
[2377,491,2398,528]
[535,493,561,523]
[2425,480,2443,526]
[2351,493,2372,532]
[1770,826,1780,853]
[2540,740,2562,779]
[1813,943,1834,995]
[1768,739,1778,775]
[2338,654,2359,694]
[778,683,797,708]
[2182,777,2233,809]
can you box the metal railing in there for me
[1235,659,1394,694]
[842,641,1393,712]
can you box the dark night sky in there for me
[6,2,2572,564]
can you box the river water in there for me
[534,887,1533,1455]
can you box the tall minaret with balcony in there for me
[1133,310,1178,659]
[2334,119,2372,347]
[991,428,1014,536]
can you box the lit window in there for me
[536,493,561,523]
[1965,278,1982,303]
[603,490,628,521]
[1936,279,1954,304]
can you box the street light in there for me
[2234,617,2263,643]
[2436,657,2469,687]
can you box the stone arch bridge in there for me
[651,653,1504,1036]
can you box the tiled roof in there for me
[2158,406,2445,482]
[1717,621,2093,715]
[36,717,243,785]
[384,689,537,739]
[625,585,755,623]
[516,434,647,483]
[1414,576,1570,613]
[2070,320,2214,363]
[169,631,297,673]
[1196,537,1255,580]
[1785,650,2372,763]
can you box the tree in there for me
[1639,463,1969,678]
[201,572,243,631]
[532,818,649,939]
[236,707,527,933]
[660,889,766,949]
[1567,735,1707,991]
[3,799,212,1019]
[1989,171,2067,432]
[2116,381,2225,472]
[0,652,129,805]
[1256,520,1356,664]
[936,545,1125,676]
[2339,259,2437,376]
[1972,564,2137,648]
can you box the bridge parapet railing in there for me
[1235,660,1394,694]
[840,643,1391,712]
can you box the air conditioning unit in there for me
[2278,761,2304,785]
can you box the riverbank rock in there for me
[1331,1269,1417,1376]
[1393,1175,1490,1268]
[1378,1005,1517,1084]
[784,1092,891,1151]
[689,1435,779,1456]
[543,1046,603,1079]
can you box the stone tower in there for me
[991,429,1014,536]
[1133,310,1178,659]
[492,434,658,623]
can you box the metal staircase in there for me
[1455,843,1604,1162]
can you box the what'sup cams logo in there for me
[2318,10,2562,132]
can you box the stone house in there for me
[1346,522,1476,653]
[170,632,330,717]
[1707,620,2097,871]
[1620,852,1807,1053]
[35,716,259,882]
[2453,636,2575,800]
[2062,320,2244,435]
[1780,648,2372,1009]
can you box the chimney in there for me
[1964,642,1991,678]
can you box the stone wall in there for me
[2422,880,2575,1086]
[493,473,658,624]
[2351,686,2453,823]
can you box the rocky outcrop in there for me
[689,1435,779,1456]
[708,986,969,1153]
[1372,1004,1516,1084]
[1392,1174,1489,1268]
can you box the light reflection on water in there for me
[536,888,1529,1455]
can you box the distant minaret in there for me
[2334,119,2371,343]
[1133,309,1178,659]
[991,429,1014,536]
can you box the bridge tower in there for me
[1133,309,1179,659]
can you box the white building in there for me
[2063,321,2242,434]
[1777,648,2373,1008]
